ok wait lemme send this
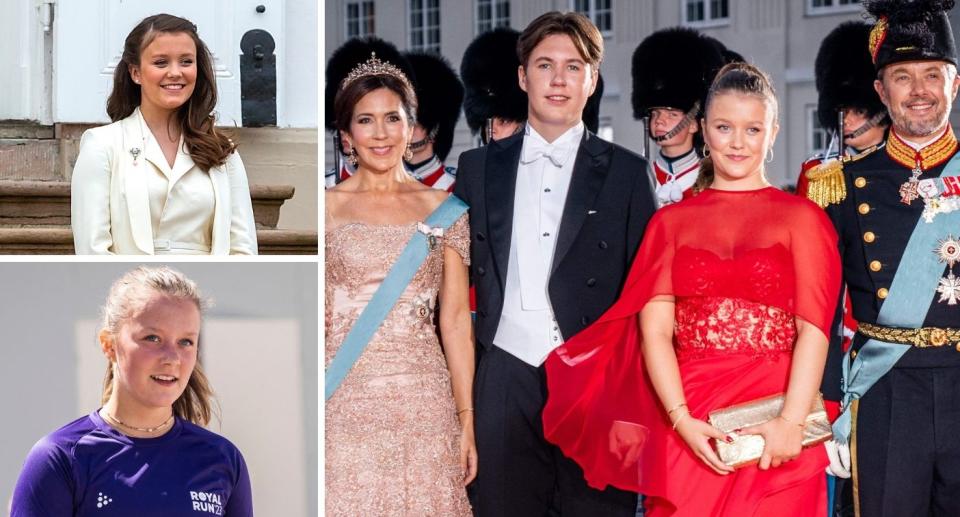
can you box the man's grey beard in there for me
[891,107,950,139]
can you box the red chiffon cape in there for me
[543,187,841,515]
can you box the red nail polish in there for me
[725,436,734,443]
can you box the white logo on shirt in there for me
[190,491,224,515]
[97,492,113,509]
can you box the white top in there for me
[494,122,584,366]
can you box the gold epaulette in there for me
[804,145,881,208]
[805,159,846,208]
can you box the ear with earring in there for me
[347,147,359,168]
[702,144,710,158]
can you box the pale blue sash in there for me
[325,196,469,401]
[833,153,960,444]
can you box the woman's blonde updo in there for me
[694,62,779,192]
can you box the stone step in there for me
[0,139,62,181]
[0,121,55,139]
[0,227,317,255]
[0,180,295,229]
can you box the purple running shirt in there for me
[11,410,253,517]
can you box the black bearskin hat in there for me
[582,74,605,134]
[704,35,745,65]
[631,27,726,119]
[865,0,957,70]
[460,28,528,135]
[816,22,887,132]
[404,52,464,161]
[324,37,416,132]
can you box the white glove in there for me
[824,439,851,478]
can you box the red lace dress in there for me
[543,187,841,517]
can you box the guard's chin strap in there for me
[651,101,700,143]
[481,119,523,146]
[410,126,439,152]
[844,112,888,140]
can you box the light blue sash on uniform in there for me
[325,195,469,401]
[833,153,960,444]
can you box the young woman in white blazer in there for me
[71,14,258,255]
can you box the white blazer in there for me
[71,108,258,255]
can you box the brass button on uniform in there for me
[855,177,867,188]
[858,203,871,215]
[877,287,889,299]
[869,260,882,272]
[955,342,960,353]
[850,349,858,360]
[864,231,876,243]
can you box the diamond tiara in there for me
[340,52,413,91]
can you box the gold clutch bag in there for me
[707,393,832,468]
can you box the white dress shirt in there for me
[494,122,584,366]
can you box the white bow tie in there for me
[521,142,569,168]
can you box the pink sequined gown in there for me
[325,215,472,516]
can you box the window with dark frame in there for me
[410,0,441,54]
[808,105,830,158]
[572,0,612,35]
[476,0,510,34]
[683,0,730,25]
[346,1,375,39]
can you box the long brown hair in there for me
[107,14,235,172]
[695,62,779,192]
[99,266,216,426]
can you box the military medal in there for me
[935,235,960,305]
[920,178,960,222]
[417,222,443,251]
[899,161,923,205]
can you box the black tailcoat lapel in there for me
[484,133,523,294]
[551,131,611,272]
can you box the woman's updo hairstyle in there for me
[695,62,779,192]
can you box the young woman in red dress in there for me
[542,63,841,516]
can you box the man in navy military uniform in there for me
[809,1,960,515]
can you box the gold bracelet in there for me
[778,414,805,428]
[667,402,688,415]
[456,407,474,416]
[671,410,689,431]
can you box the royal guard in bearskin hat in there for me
[798,22,890,198]
[631,28,730,206]
[324,37,415,188]
[461,28,528,144]
[808,2,960,515]
[402,52,464,192]
[461,27,606,145]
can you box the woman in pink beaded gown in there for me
[324,47,475,516]
[543,63,841,516]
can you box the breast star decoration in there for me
[935,235,960,305]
